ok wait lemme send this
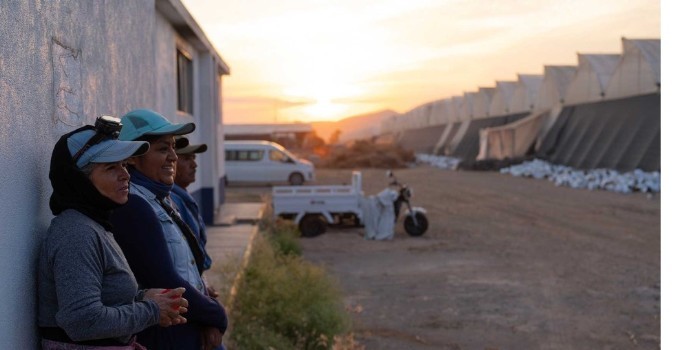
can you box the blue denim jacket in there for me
[129,183,205,293]
[171,185,212,270]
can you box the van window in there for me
[269,149,287,162]
[246,150,263,161]
[226,150,263,161]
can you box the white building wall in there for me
[0,2,157,347]
[154,12,179,116]
[141,3,229,223]
[196,54,226,211]
[0,1,227,347]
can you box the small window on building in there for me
[177,49,193,114]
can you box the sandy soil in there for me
[297,167,660,350]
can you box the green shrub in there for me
[228,231,350,349]
[268,220,303,257]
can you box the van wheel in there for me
[289,172,304,186]
[299,215,326,237]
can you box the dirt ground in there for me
[233,166,660,349]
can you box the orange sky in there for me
[181,0,660,124]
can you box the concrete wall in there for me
[0,1,227,347]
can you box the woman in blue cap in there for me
[110,109,227,350]
[38,117,189,350]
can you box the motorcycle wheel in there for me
[403,212,428,236]
[299,214,327,238]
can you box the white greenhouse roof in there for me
[489,81,518,117]
[624,38,660,83]
[582,54,621,90]
[511,74,543,113]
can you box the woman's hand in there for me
[144,288,189,327]
[206,284,219,299]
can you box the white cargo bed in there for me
[272,171,364,224]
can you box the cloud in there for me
[330,96,391,104]
[223,96,315,108]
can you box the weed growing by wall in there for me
[227,223,350,349]
[267,220,303,257]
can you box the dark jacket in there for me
[110,170,227,349]
[171,184,212,270]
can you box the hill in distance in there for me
[311,109,397,143]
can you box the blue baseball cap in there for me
[68,129,150,168]
[118,109,195,141]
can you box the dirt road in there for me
[297,167,660,350]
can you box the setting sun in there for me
[283,79,365,121]
[302,100,349,122]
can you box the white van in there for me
[224,140,315,186]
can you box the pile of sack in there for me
[415,153,461,170]
[500,159,660,193]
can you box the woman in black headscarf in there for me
[37,118,189,350]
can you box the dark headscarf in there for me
[49,125,121,230]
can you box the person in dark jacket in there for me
[171,137,213,273]
[38,118,188,350]
[172,136,225,348]
[110,109,227,350]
